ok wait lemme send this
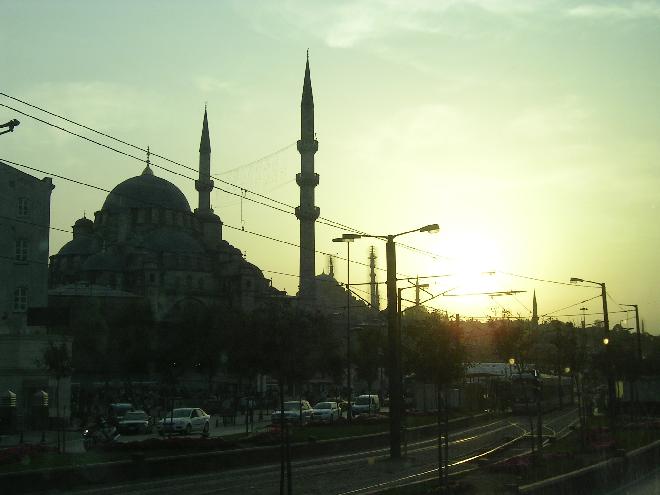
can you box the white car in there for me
[352,395,380,415]
[118,410,152,434]
[159,407,210,436]
[271,400,313,425]
[311,401,339,423]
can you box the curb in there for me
[0,413,490,493]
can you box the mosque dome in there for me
[57,236,99,256]
[82,251,125,272]
[101,169,191,213]
[74,217,94,230]
[145,228,205,254]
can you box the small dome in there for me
[102,173,191,213]
[74,217,93,229]
[144,228,205,254]
[82,251,125,272]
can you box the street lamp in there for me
[0,119,20,137]
[340,223,439,459]
[570,277,614,418]
[332,234,360,422]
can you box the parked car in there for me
[352,395,380,415]
[311,401,340,423]
[158,408,210,436]
[108,403,134,426]
[117,410,152,434]
[271,400,313,425]
[326,397,348,412]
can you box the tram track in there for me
[56,409,578,495]
[338,407,579,495]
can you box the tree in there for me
[406,312,469,489]
[38,340,73,451]
[352,325,385,399]
[242,301,340,495]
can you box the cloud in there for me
[242,0,550,49]
[193,76,235,94]
[507,95,590,141]
[566,2,660,21]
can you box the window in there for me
[13,287,28,312]
[15,239,28,262]
[17,197,29,217]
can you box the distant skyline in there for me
[2,0,659,332]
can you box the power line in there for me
[0,157,383,274]
[0,97,358,234]
[499,271,593,288]
[0,94,456,264]
[541,294,602,318]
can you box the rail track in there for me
[58,409,578,495]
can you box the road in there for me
[47,408,578,495]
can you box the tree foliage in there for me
[405,312,469,387]
[40,340,73,380]
[352,325,385,391]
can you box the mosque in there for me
[46,55,323,320]
[48,107,276,321]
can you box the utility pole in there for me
[339,223,439,460]
[386,235,401,459]
[622,304,642,362]
[580,307,588,329]
[571,278,613,419]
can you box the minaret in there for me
[195,108,223,246]
[196,108,214,214]
[328,255,335,278]
[295,52,320,302]
[369,246,380,311]
[532,290,539,329]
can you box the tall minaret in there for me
[369,246,380,311]
[295,52,320,302]
[196,108,214,214]
[195,108,223,246]
[532,290,539,329]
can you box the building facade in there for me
[0,161,70,427]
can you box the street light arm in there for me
[344,223,439,242]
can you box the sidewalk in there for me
[0,412,273,452]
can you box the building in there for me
[48,110,277,324]
[0,160,70,428]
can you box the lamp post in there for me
[570,277,614,419]
[332,234,360,421]
[340,223,439,459]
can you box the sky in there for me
[2,0,659,332]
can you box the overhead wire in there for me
[2,94,636,320]
[0,94,458,267]
[541,294,602,318]
[0,157,385,277]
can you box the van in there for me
[351,395,380,415]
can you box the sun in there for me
[434,231,503,297]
